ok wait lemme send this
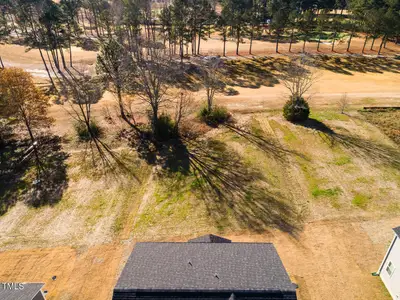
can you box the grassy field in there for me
[132,109,400,240]
[0,108,399,250]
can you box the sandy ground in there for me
[2,41,400,135]
[0,218,396,300]
[198,33,400,57]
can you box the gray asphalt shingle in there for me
[115,242,296,293]
[394,226,400,238]
[188,234,232,244]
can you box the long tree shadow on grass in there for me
[224,123,309,162]
[27,135,69,208]
[0,139,31,215]
[300,118,400,169]
[184,138,302,235]
[133,126,302,235]
[0,135,69,214]
[135,137,191,175]
[221,57,289,89]
[310,55,400,76]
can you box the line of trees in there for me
[0,0,398,70]
[158,0,399,56]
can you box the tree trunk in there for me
[207,88,212,111]
[59,47,67,69]
[331,31,337,51]
[347,30,354,52]
[236,27,240,55]
[384,38,388,48]
[289,28,294,52]
[249,26,254,55]
[378,35,386,55]
[38,47,56,91]
[317,36,321,51]
[370,37,376,50]
[362,35,368,53]
[116,86,141,135]
[303,38,306,53]
[9,13,19,38]
[223,31,227,56]
[85,10,93,35]
[275,31,280,53]
[51,49,60,71]
[21,109,42,173]
[68,26,73,67]
[0,56,4,68]
[192,31,196,55]
[151,105,158,135]
[91,5,100,37]
[180,39,183,63]
[46,50,59,83]
[197,25,203,55]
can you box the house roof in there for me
[114,241,296,295]
[394,226,400,238]
[188,234,232,243]
[0,283,44,300]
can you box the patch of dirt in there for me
[0,244,126,300]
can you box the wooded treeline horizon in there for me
[1,0,399,66]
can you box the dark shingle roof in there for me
[189,234,232,243]
[0,283,44,300]
[394,226,400,238]
[114,242,296,294]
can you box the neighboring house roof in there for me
[0,283,44,300]
[188,234,232,243]
[114,238,296,299]
[393,226,400,238]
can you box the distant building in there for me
[0,282,46,300]
[113,234,297,299]
[378,227,400,299]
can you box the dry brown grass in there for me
[361,110,400,145]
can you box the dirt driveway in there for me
[0,217,396,300]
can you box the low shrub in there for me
[155,113,178,141]
[283,96,310,122]
[74,120,102,141]
[199,105,230,126]
[224,87,239,96]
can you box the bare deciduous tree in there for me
[280,56,318,100]
[128,47,176,135]
[62,66,122,168]
[96,38,142,135]
[174,90,195,131]
[195,56,225,111]
[338,93,349,114]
